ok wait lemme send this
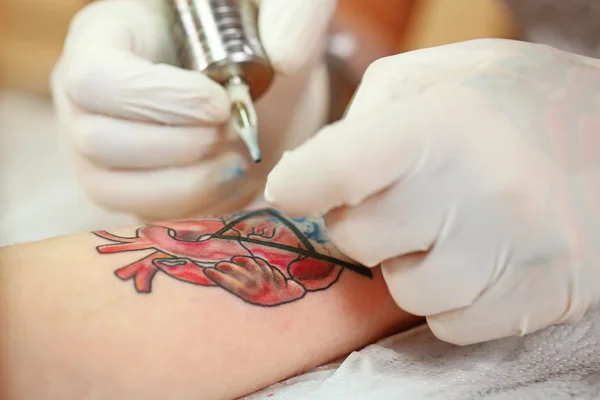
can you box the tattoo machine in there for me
[166,0,275,163]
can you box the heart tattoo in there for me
[93,209,371,306]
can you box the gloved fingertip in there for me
[264,154,301,215]
[263,182,275,204]
[264,151,322,217]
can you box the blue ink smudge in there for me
[220,163,246,183]
[292,217,328,243]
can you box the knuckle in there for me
[69,116,123,169]
[70,117,99,158]
[65,1,110,44]
[61,54,95,105]
[67,3,99,33]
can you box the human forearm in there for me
[0,209,416,399]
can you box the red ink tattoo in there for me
[93,209,371,306]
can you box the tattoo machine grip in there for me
[166,0,275,162]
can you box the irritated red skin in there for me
[94,216,343,305]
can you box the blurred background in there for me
[0,0,517,245]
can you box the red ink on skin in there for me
[94,210,359,306]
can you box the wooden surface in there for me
[0,0,91,95]
[400,0,518,52]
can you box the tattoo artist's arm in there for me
[0,209,418,400]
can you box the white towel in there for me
[245,304,600,399]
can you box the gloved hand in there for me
[265,39,600,345]
[51,0,335,220]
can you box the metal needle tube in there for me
[166,0,274,162]
[228,76,261,162]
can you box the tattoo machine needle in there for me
[166,0,275,163]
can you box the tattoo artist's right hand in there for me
[265,39,600,346]
[51,0,335,220]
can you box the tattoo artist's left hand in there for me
[264,39,600,345]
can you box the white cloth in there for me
[245,304,600,399]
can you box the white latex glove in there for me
[51,0,335,220]
[265,39,600,345]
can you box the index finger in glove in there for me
[264,40,521,217]
[58,0,230,125]
[265,94,437,218]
